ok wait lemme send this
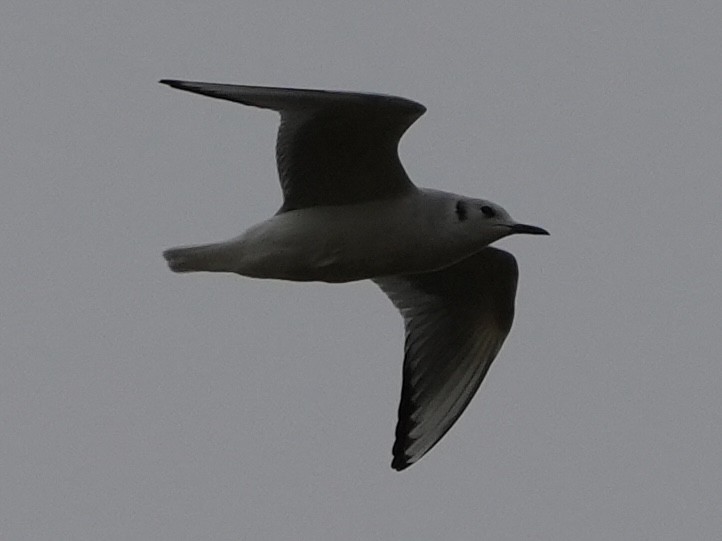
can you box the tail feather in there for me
[163,243,233,273]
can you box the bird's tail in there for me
[163,242,235,273]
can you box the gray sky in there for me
[3,1,722,539]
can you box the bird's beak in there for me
[510,223,550,236]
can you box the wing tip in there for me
[391,424,417,471]
[159,79,185,89]
[391,453,415,471]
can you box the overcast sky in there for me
[3,2,722,539]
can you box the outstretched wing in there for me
[374,247,519,471]
[160,80,426,212]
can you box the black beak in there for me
[510,223,550,236]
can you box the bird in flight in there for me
[161,79,548,470]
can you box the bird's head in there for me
[455,198,549,244]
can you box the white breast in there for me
[226,190,485,282]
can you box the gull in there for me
[160,79,548,471]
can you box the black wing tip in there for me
[392,439,416,470]
[392,424,418,471]
[391,444,411,470]
[391,456,411,471]
[159,79,186,89]
[390,384,420,471]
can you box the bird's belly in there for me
[232,202,462,282]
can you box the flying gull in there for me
[160,79,549,470]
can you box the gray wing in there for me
[160,80,426,212]
[373,247,519,471]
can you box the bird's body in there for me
[161,79,548,470]
[165,189,512,283]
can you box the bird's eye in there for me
[481,205,495,218]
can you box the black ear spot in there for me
[481,205,495,218]
[455,200,468,222]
